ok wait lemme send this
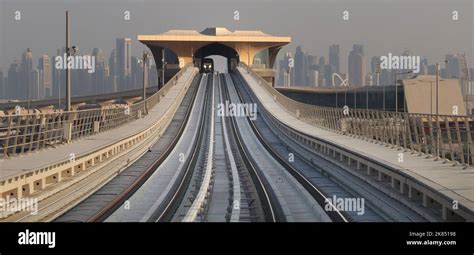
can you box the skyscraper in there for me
[116,38,132,90]
[7,62,20,99]
[309,70,319,87]
[92,48,108,94]
[21,48,33,100]
[329,44,340,74]
[348,44,366,86]
[294,46,307,86]
[318,56,327,69]
[445,54,461,79]
[427,64,437,75]
[149,62,158,88]
[323,64,332,87]
[52,48,66,99]
[319,56,331,86]
[277,59,286,86]
[38,55,52,98]
[131,56,142,90]
[307,55,319,86]
[370,56,381,86]
[420,58,428,75]
[366,73,373,86]
[109,49,118,92]
[307,55,318,70]
[278,52,294,87]
[30,69,40,100]
[77,54,92,96]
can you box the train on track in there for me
[200,58,214,74]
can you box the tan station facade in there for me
[138,27,291,86]
[403,75,466,115]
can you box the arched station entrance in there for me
[138,27,291,88]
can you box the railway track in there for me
[54,73,202,222]
[232,69,432,222]
[153,74,214,222]
[157,74,282,222]
[226,73,348,223]
[219,74,283,222]
[57,70,362,223]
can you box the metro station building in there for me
[138,27,291,87]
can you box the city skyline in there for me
[0,38,159,100]
[276,43,474,88]
[0,0,472,100]
[1,40,472,101]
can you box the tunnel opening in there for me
[194,43,239,73]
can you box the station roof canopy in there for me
[138,27,291,43]
[138,27,291,69]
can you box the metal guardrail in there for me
[239,63,474,166]
[0,63,194,158]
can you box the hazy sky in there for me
[0,0,472,73]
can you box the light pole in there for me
[65,11,71,112]
[464,77,469,115]
[418,80,434,116]
[344,87,347,107]
[376,64,381,87]
[452,75,469,115]
[461,76,469,115]
[436,62,440,117]
[64,11,77,112]
[142,51,148,101]
[435,62,441,158]
[247,43,250,68]
[161,48,166,88]
[435,59,452,116]
[27,52,30,112]
[403,74,417,113]
[393,70,412,149]
[383,81,386,111]
[433,60,451,158]
[354,86,357,110]
[1,76,3,100]
[376,67,381,110]
[394,70,413,114]
[366,83,369,111]
[287,66,292,87]
[58,78,61,110]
